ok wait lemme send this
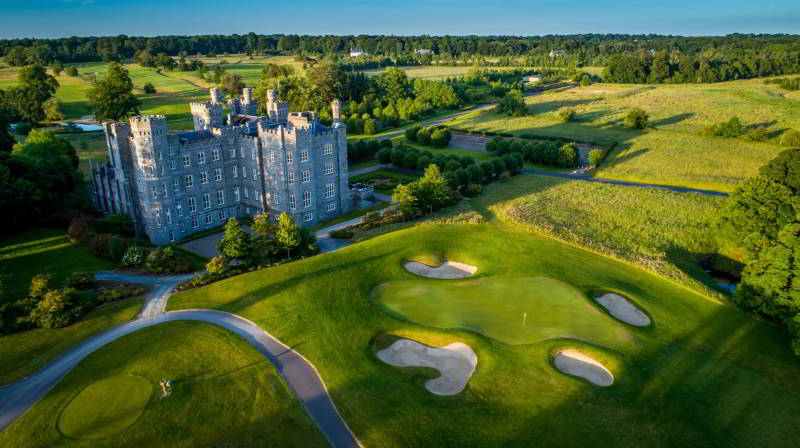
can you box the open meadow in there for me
[450,79,798,191]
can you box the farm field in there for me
[164,185,800,447]
[450,79,797,191]
[0,297,142,385]
[0,321,327,448]
[359,65,606,81]
[0,228,114,305]
[484,174,730,297]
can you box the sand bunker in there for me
[377,339,477,395]
[553,350,614,387]
[404,260,477,279]
[594,293,651,327]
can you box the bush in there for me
[416,127,432,145]
[703,117,744,138]
[444,159,462,172]
[206,255,228,274]
[558,143,579,168]
[745,127,769,142]
[380,138,393,149]
[462,183,482,197]
[143,82,156,94]
[65,66,79,76]
[66,272,95,290]
[624,108,649,129]
[376,147,392,165]
[88,233,113,261]
[588,149,605,166]
[329,229,354,239]
[120,246,147,267]
[779,129,800,147]
[467,164,484,183]
[430,128,450,147]
[486,137,502,152]
[67,215,93,245]
[558,108,576,123]
[363,119,377,135]
[405,125,421,141]
[402,152,419,170]
[479,161,495,178]
[91,214,135,237]
[416,156,432,171]
[498,171,512,182]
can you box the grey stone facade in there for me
[90,89,352,245]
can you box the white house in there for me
[549,50,567,57]
[415,49,434,55]
[350,48,366,58]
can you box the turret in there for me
[331,99,344,128]
[266,89,288,123]
[210,87,223,104]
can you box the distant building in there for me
[89,89,353,245]
[350,48,366,58]
[549,50,567,57]
[414,49,434,55]
[523,75,543,83]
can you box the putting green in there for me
[373,276,633,347]
[58,375,151,439]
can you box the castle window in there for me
[229,148,236,158]
[251,148,257,160]
[212,149,220,161]
[161,183,168,198]
[179,221,185,232]
[189,197,197,213]
[327,202,336,212]
[184,175,193,188]
[304,212,313,222]
[240,147,245,158]
[219,209,226,221]
[325,183,335,199]
[200,171,208,184]
[301,170,311,183]
[244,187,248,198]
[183,155,191,167]
[169,146,175,155]
[198,151,205,164]
[177,204,183,217]
[287,152,293,164]
[324,162,334,175]
[146,166,154,175]
[216,190,225,206]
[289,193,296,210]
[232,166,238,178]
[173,178,179,192]
[192,216,199,228]
[214,168,222,182]
[273,193,279,205]
[202,193,210,209]
[270,152,276,163]
[288,172,295,185]
[323,144,333,156]
[303,191,312,208]
[152,185,158,200]
[234,187,240,202]
[300,151,309,162]
[171,159,176,170]
[169,231,174,242]
[166,208,172,224]
[160,165,165,176]
[155,209,161,225]
[205,214,212,224]
[159,151,163,160]
[242,166,247,178]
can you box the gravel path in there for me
[0,272,361,448]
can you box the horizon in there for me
[1,0,799,39]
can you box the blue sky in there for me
[0,0,798,39]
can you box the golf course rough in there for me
[373,276,633,348]
[594,292,651,327]
[376,339,477,395]
[57,375,151,439]
[553,350,614,387]
[404,260,478,279]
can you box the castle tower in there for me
[331,99,343,127]
[210,87,223,104]
[266,89,288,122]
[242,87,253,105]
[190,101,223,130]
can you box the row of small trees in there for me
[346,138,393,164]
[404,125,453,147]
[486,136,581,168]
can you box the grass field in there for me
[374,276,633,347]
[0,297,142,386]
[487,175,730,298]
[0,321,326,448]
[0,228,114,304]
[450,79,795,191]
[359,65,606,81]
[164,181,800,447]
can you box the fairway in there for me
[58,375,151,439]
[373,277,632,347]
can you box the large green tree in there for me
[275,212,300,259]
[9,64,59,123]
[87,62,140,121]
[722,149,800,354]
[217,218,251,265]
[306,62,345,104]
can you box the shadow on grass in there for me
[650,113,695,128]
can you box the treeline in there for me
[604,51,800,84]
[3,33,800,68]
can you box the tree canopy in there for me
[87,62,140,121]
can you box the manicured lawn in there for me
[0,228,114,304]
[165,185,800,447]
[374,276,633,347]
[0,321,326,448]
[450,80,792,191]
[0,298,142,385]
[487,174,730,298]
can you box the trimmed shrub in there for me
[745,127,769,142]
[143,82,156,94]
[780,129,800,147]
[624,108,649,129]
[445,159,462,172]
[558,108,576,122]
[588,149,605,166]
[120,246,147,267]
[405,125,421,141]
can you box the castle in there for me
[89,88,352,245]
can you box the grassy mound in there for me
[373,277,631,347]
[58,375,151,439]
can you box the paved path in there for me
[521,168,729,197]
[0,273,361,448]
[95,271,195,318]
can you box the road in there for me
[0,273,361,448]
